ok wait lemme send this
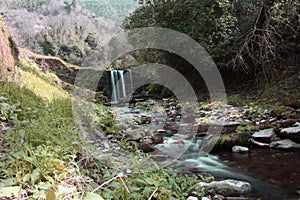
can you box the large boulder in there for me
[198,179,251,196]
[251,129,275,143]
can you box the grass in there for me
[0,55,209,199]
[19,71,69,102]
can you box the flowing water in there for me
[108,70,133,102]
[107,70,300,199]
[114,105,300,200]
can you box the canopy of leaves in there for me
[124,0,300,77]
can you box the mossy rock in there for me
[271,105,295,118]
[203,132,252,152]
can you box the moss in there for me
[271,105,294,117]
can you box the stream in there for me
[112,102,300,200]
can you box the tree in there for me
[124,0,300,80]
[231,0,300,80]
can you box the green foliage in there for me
[227,94,246,107]
[119,139,139,153]
[58,44,83,66]
[78,0,138,23]
[92,103,119,135]
[135,101,150,110]
[100,168,204,200]
[217,135,231,145]
[0,83,82,198]
[124,0,241,67]
[1,60,212,199]
[147,83,173,99]
[244,103,267,119]
[0,82,45,120]
[0,96,21,121]
[41,35,56,56]
[20,57,57,86]
[236,122,259,133]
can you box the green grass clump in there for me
[0,83,83,198]
[236,122,259,133]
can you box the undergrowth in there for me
[0,59,209,199]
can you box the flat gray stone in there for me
[198,179,251,196]
[270,139,300,149]
[281,126,300,134]
[252,129,275,143]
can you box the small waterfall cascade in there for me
[108,70,133,102]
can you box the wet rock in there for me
[126,130,145,141]
[206,132,252,152]
[270,139,300,149]
[212,121,240,134]
[252,128,275,143]
[155,117,165,124]
[151,135,163,144]
[156,129,174,137]
[198,179,251,196]
[138,142,156,153]
[163,125,179,133]
[271,106,295,118]
[141,115,151,124]
[277,125,300,143]
[232,145,249,153]
[146,99,155,105]
[274,119,298,128]
[259,123,276,130]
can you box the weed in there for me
[236,122,259,133]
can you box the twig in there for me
[118,176,131,194]
[249,138,270,147]
[148,188,158,200]
[92,175,119,193]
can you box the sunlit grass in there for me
[19,71,69,102]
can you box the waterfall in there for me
[129,70,133,94]
[108,70,133,102]
[119,70,126,97]
[110,71,117,102]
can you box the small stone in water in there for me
[232,145,249,153]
